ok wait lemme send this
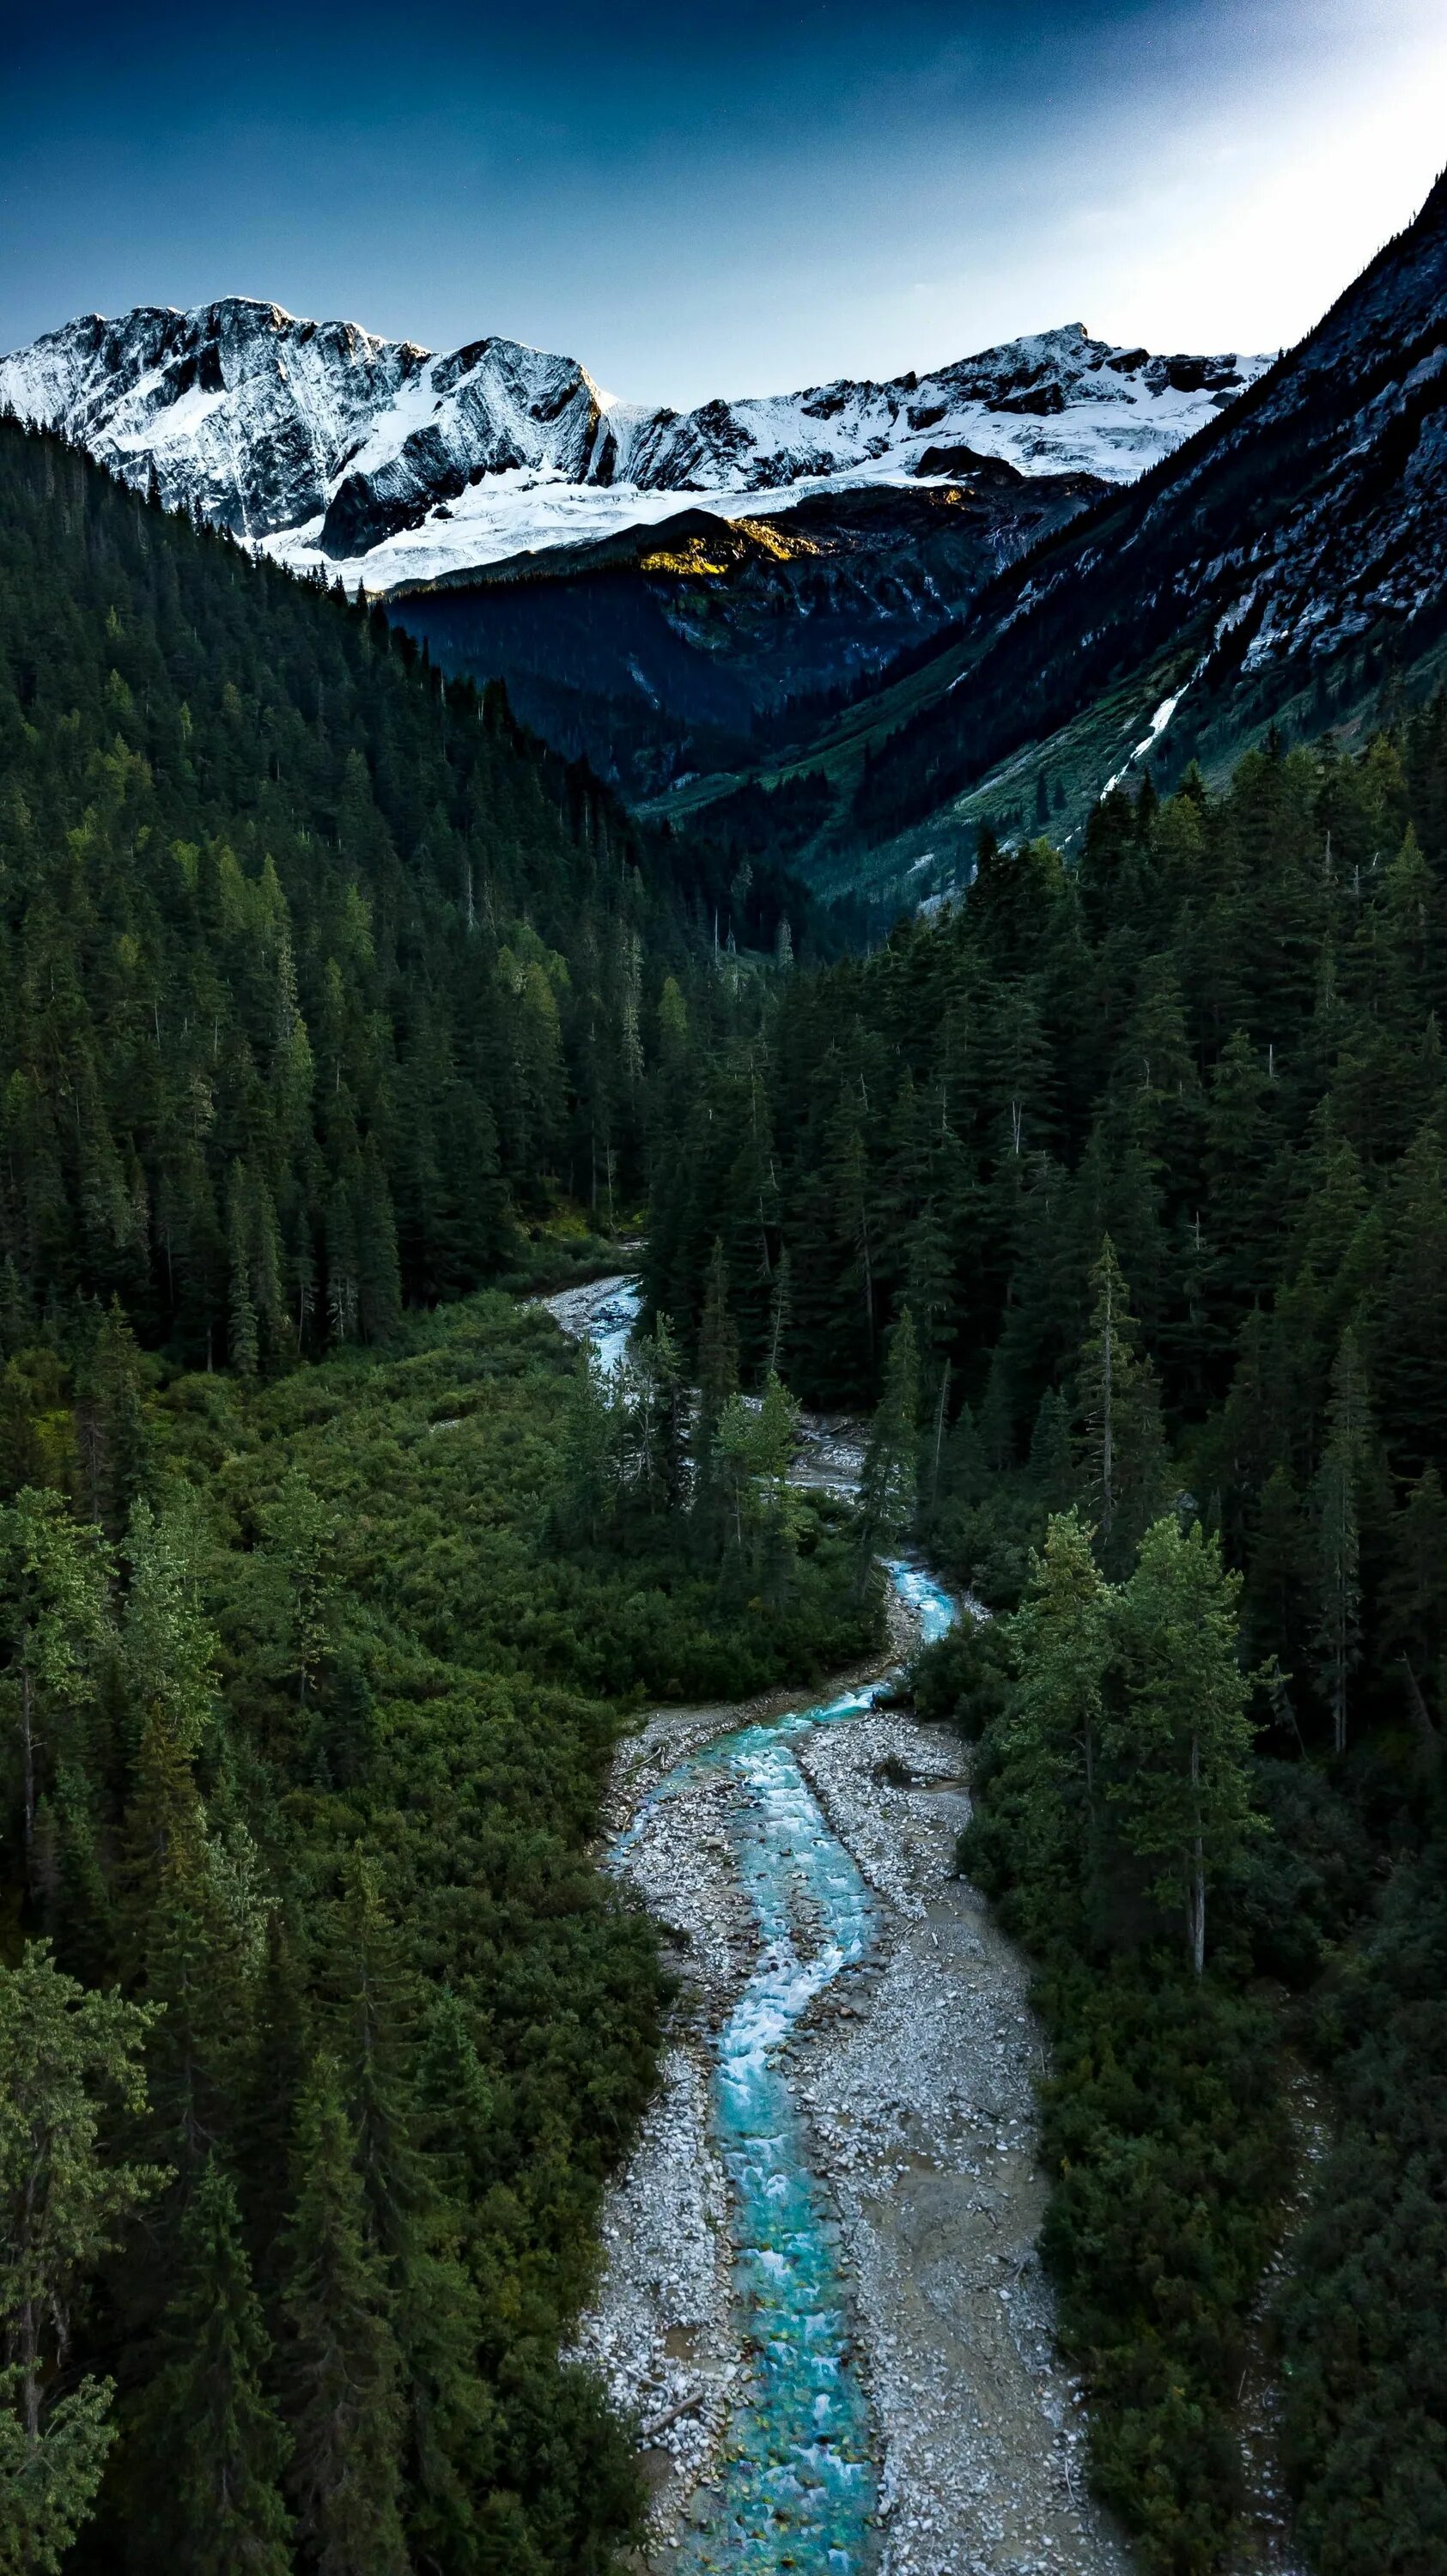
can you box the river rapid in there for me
[545,1277,1133,2576]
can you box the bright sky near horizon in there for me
[4,0,1444,405]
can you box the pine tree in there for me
[1075,1236,1173,1577]
[1002,1511,1113,1929]
[630,1313,690,1513]
[120,1706,232,2172]
[76,1300,148,1540]
[693,1236,739,1486]
[130,2158,293,2576]
[1108,1519,1262,1975]
[258,1470,337,1704]
[314,1858,489,2561]
[226,1163,259,1377]
[1026,1388,1077,1514]
[713,1376,801,1583]
[557,1349,618,1547]
[858,1307,920,1560]
[281,2057,408,2576]
[764,1245,793,1380]
[0,1947,163,2576]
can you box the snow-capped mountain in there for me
[0,297,1268,590]
[817,166,1447,872]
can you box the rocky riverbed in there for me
[570,1606,1134,2576]
[544,1275,1134,2575]
[542,1270,1326,2576]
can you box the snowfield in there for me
[0,297,1270,591]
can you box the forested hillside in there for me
[650,719,1447,2569]
[5,398,1447,2576]
[0,416,801,1366]
[0,419,877,2576]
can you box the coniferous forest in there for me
[0,418,872,2575]
[3,398,1447,2576]
[648,719,1447,2573]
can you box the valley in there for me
[556,1279,1131,2576]
[1,100,1446,2576]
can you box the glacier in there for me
[0,297,1271,592]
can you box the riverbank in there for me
[574,1621,1133,2576]
[547,1275,1131,2574]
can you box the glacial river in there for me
[547,1273,1134,2576]
[617,1563,956,2573]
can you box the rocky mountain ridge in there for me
[0,296,1267,589]
[835,165,1447,866]
[635,167,1447,916]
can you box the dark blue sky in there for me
[5,1,1444,401]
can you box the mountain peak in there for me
[0,296,1269,587]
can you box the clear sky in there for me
[4,0,1444,405]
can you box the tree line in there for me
[650,713,1447,2572]
[0,415,808,1375]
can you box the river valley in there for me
[546,1276,1134,2576]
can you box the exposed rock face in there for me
[0,299,605,551]
[0,298,1268,586]
[826,171,1447,864]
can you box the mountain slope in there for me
[0,410,808,1358]
[751,167,1447,905]
[388,469,1103,797]
[0,298,1266,588]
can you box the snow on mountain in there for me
[826,169,1447,869]
[0,296,1270,592]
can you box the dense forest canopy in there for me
[0,416,807,1369]
[0,418,875,2576]
[651,713,1447,2570]
[3,401,1447,2576]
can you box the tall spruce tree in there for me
[1000,1510,1113,1933]
[858,1308,920,1560]
[1075,1237,1172,1577]
[1108,1519,1262,1975]
[130,2157,292,2576]
[281,2056,408,2576]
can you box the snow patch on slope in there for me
[0,298,1271,592]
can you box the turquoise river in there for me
[618,1560,958,2574]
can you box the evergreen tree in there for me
[75,1302,148,1541]
[0,1492,112,1893]
[858,1307,920,1559]
[120,1496,218,1756]
[1074,1237,1172,1577]
[130,2158,292,2576]
[0,1947,163,2575]
[281,2057,408,2576]
[693,1236,739,1487]
[258,1471,337,1704]
[1108,1519,1262,1974]
[557,1349,617,1548]
[1000,1511,1112,1930]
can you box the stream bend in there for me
[618,1564,957,2573]
[550,1277,1131,2576]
